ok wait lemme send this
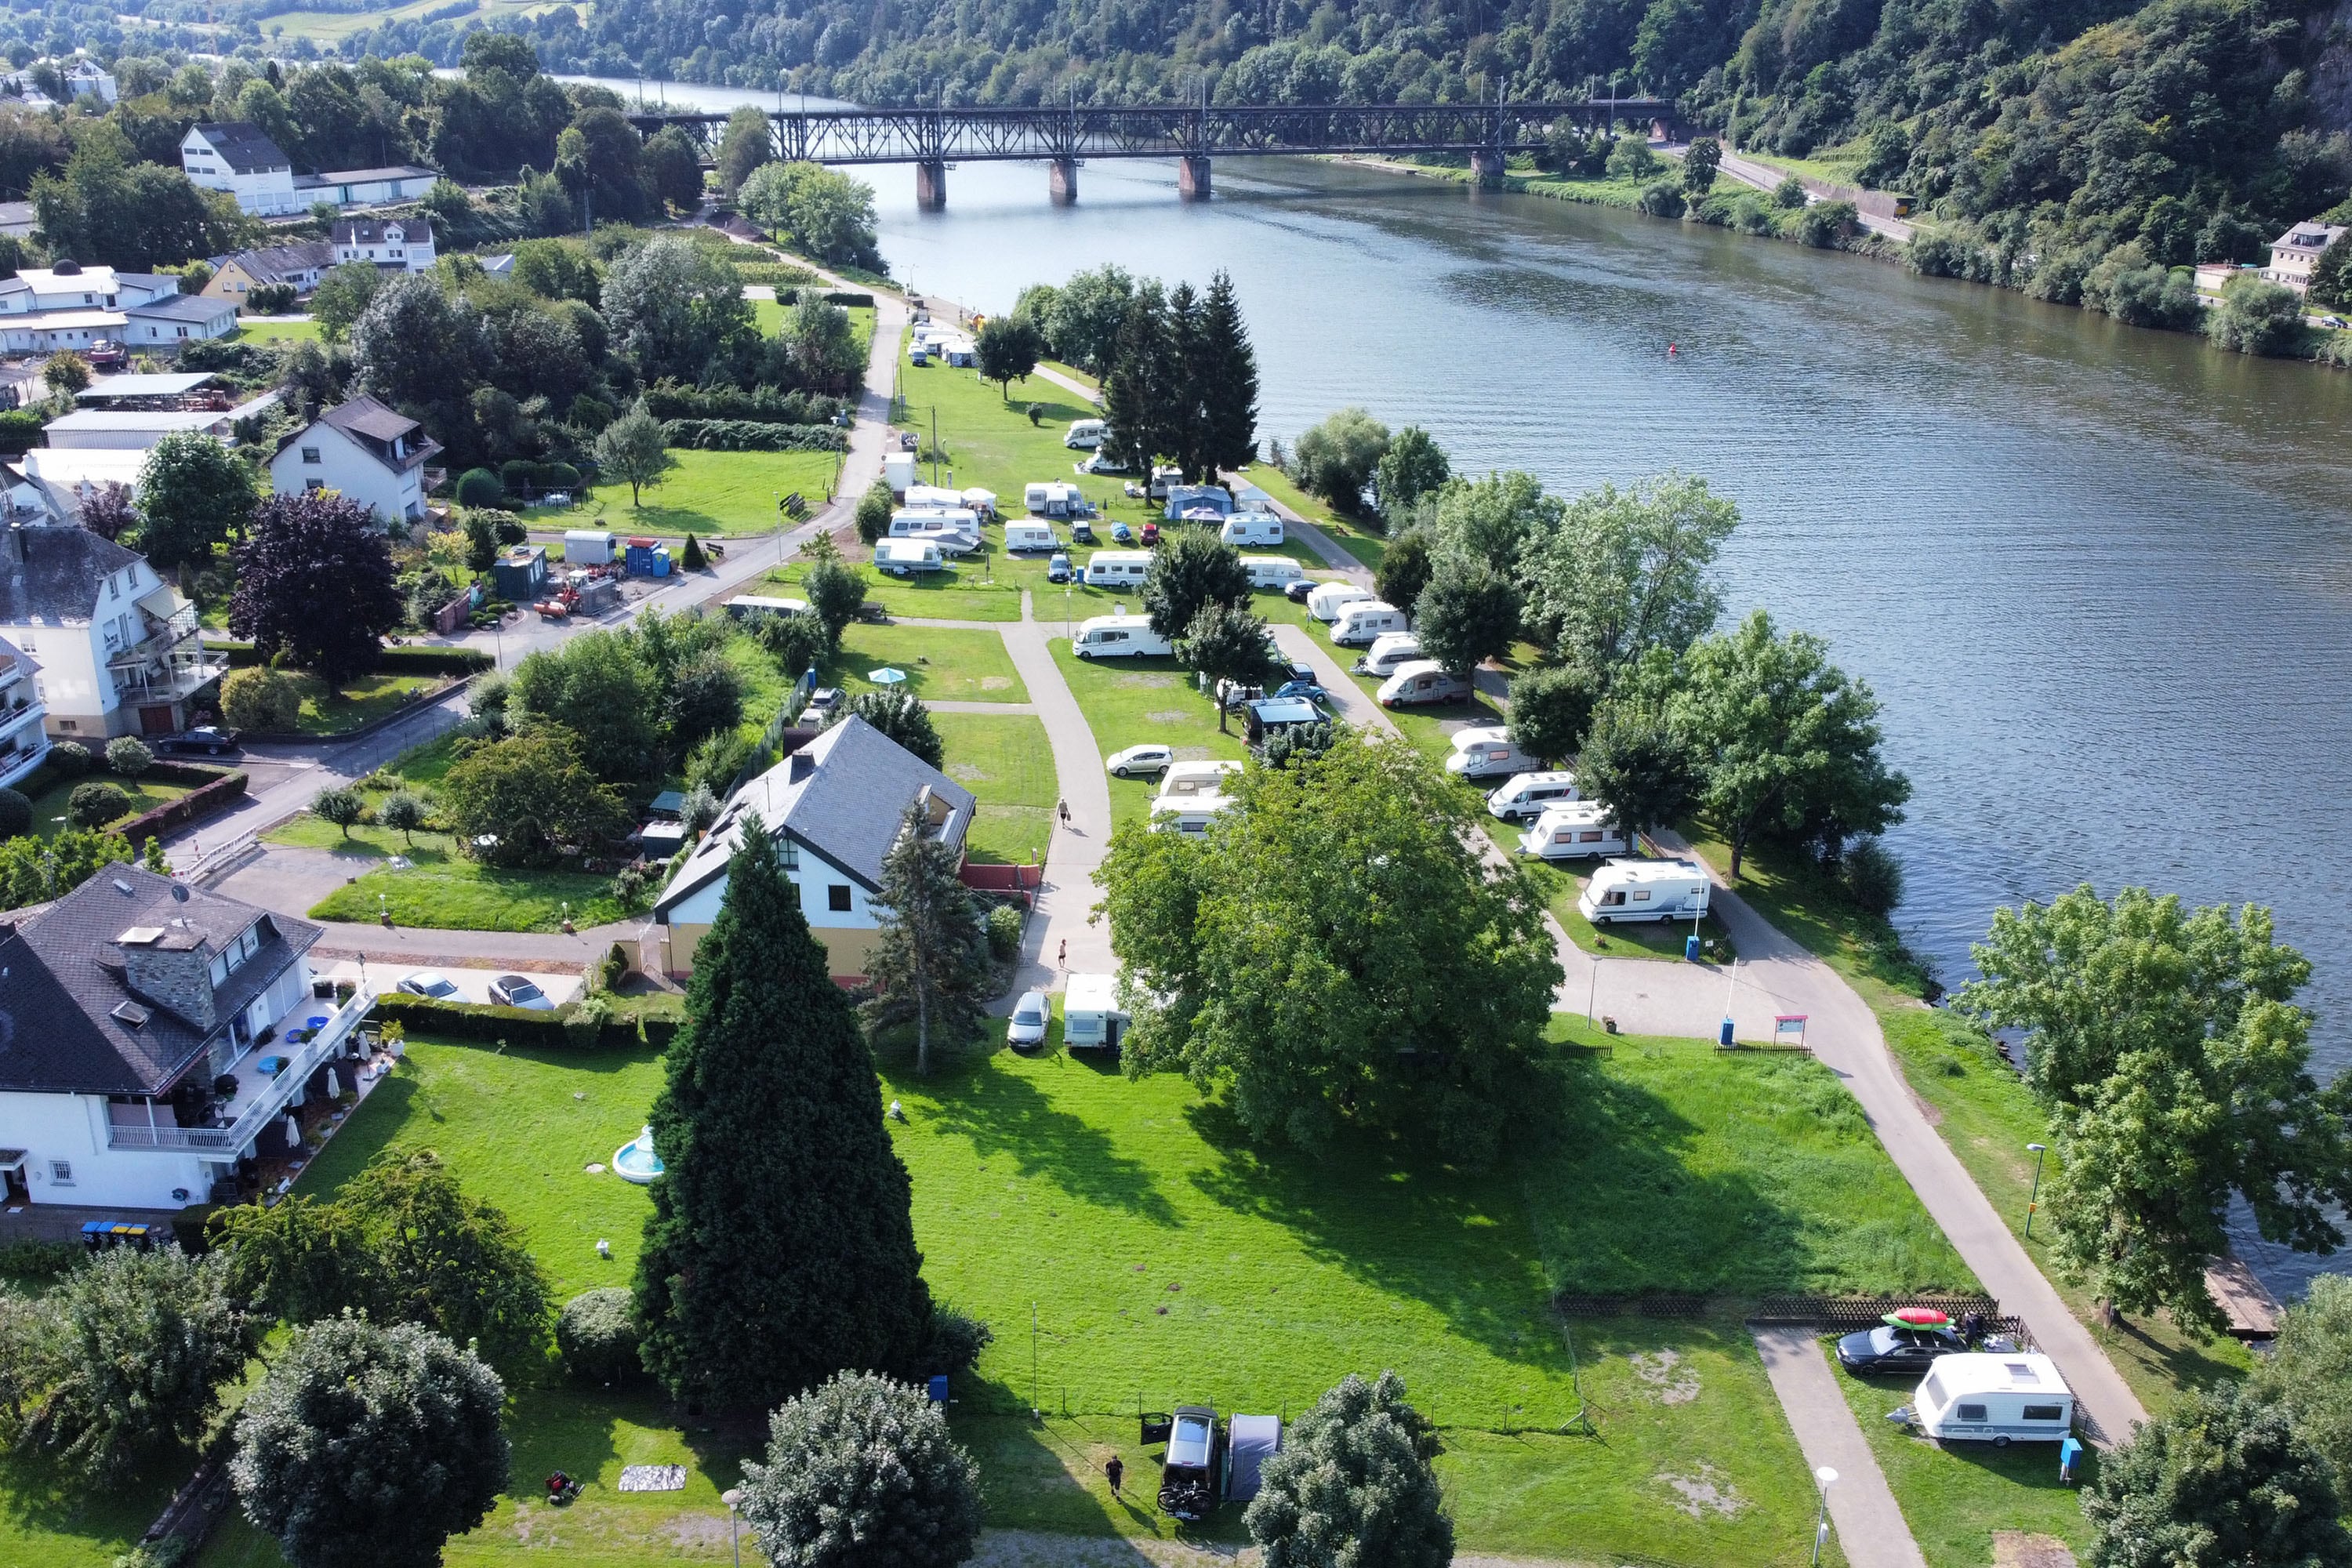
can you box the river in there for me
[575,76,2352,1297]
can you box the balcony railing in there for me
[108,985,377,1153]
[108,603,223,703]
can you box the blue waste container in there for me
[2059,1436,2082,1485]
[1719,1016,1735,1047]
[927,1374,949,1406]
[1685,934,1702,962]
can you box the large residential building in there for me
[181,122,301,217]
[269,397,440,524]
[0,524,221,739]
[0,265,238,354]
[204,241,336,303]
[299,165,437,207]
[0,867,374,1213]
[0,635,49,789]
[648,716,975,981]
[332,218,436,274]
[2263,220,2349,296]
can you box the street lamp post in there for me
[1809,1467,1838,1568]
[2025,1142,2049,1238]
[721,1487,744,1568]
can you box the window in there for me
[305,479,324,492]
[1955,1404,1987,1423]
[107,574,117,600]
[779,841,798,869]
[209,952,228,987]
[1632,890,1652,902]
[49,1160,71,1185]
[2024,1405,2065,1421]
[1580,830,1605,843]
[300,446,321,464]
[827,884,852,913]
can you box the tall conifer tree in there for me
[635,819,932,1406]
[1200,270,1259,477]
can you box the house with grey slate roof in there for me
[0,521,221,740]
[647,715,975,981]
[0,866,374,1211]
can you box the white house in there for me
[204,241,335,303]
[14,448,148,525]
[331,218,435,274]
[269,397,440,524]
[2263,220,2348,296]
[0,267,238,354]
[60,60,116,104]
[298,165,437,208]
[0,867,375,1214]
[648,716,975,981]
[42,397,278,452]
[0,524,222,739]
[180,123,300,217]
[0,635,49,789]
[0,263,181,316]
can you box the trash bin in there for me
[1685,934,1702,962]
[1719,1016,1735,1047]
[927,1374,949,1406]
[2059,1436,2082,1485]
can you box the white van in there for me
[1003,521,1058,553]
[1377,661,1470,707]
[1445,727,1541,780]
[1150,796,1239,837]
[1084,550,1153,587]
[1330,601,1407,648]
[1308,582,1375,622]
[1518,801,1628,860]
[1156,760,1244,802]
[1913,1355,2075,1446]
[1221,512,1284,547]
[1072,614,1174,659]
[1063,971,1129,1051]
[1024,480,1084,517]
[1487,771,1581,821]
[875,539,945,575]
[1243,555,1303,590]
[1353,633,1423,677]
[1065,418,1106,449]
[1577,858,1711,925]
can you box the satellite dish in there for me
[170,884,190,902]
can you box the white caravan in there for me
[1913,1355,2076,1446]
[1072,615,1174,659]
[1084,550,1153,587]
[1307,582,1375,622]
[1062,972,1130,1050]
[1003,521,1058,553]
[1150,797,1238,837]
[1444,727,1542,780]
[1242,555,1304,590]
[562,528,615,565]
[1156,760,1244,802]
[1487,771,1581,821]
[1065,418,1106,448]
[1517,801,1628,860]
[874,539,946,575]
[1330,601,1408,647]
[1377,661,1471,707]
[1024,480,1085,517]
[1220,512,1285,546]
[1577,858,1711,925]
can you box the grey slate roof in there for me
[654,715,976,919]
[302,165,436,187]
[331,219,423,246]
[0,866,323,1095]
[126,294,236,324]
[300,396,438,473]
[0,524,136,626]
[223,241,332,282]
[191,122,289,175]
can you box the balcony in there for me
[107,602,224,705]
[108,985,376,1154]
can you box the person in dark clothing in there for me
[1105,1455,1124,1497]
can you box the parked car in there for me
[1284,578,1316,604]
[1110,522,1134,544]
[154,724,241,757]
[396,970,462,1000]
[1047,552,1073,583]
[1834,1324,1969,1376]
[806,687,844,721]
[1071,521,1098,545]
[1272,679,1330,705]
[1007,989,1051,1050]
[489,975,555,1011]
[1141,521,1160,546]
[86,339,125,368]
[1107,744,1174,779]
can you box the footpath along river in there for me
[582,76,2352,1298]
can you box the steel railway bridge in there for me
[626,98,1679,207]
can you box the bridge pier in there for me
[915,160,947,211]
[1470,148,1507,189]
[1049,158,1079,205]
[1178,154,1212,201]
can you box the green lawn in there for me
[227,318,321,343]
[303,833,631,932]
[369,730,466,792]
[23,768,195,837]
[0,1453,180,1568]
[764,560,1027,623]
[568,449,842,537]
[289,670,443,735]
[934,710,1054,865]
[1236,463,1388,571]
[1047,641,1247,831]
[825,622,1027,703]
[1827,1338,2093,1568]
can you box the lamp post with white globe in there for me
[722,1486,744,1568]
[1809,1466,1838,1567]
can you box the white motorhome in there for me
[725,594,811,620]
[1151,797,1238,837]
[1377,661,1471,707]
[1307,582,1375,622]
[1445,727,1542,780]
[1518,801,1628,861]
[562,528,615,565]
[1004,521,1058,553]
[1072,615,1174,659]
[1330,601,1408,647]
[1243,555,1304,590]
[1220,512,1284,546]
[1084,550,1153,587]
[1062,971,1130,1051]
[1913,1355,2075,1446]
[875,539,946,575]
[1577,858,1711,925]
[1065,418,1105,449]
[1024,480,1085,517]
[1488,771,1581,821]
[1148,463,1182,500]
[1353,633,1423,677]
[1156,760,1244,802]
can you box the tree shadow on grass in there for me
[0,1446,177,1557]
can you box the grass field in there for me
[227,318,321,343]
[764,559,1027,622]
[934,710,1054,865]
[24,769,194,837]
[287,670,443,735]
[568,449,841,537]
[1047,641,1247,831]
[302,831,630,931]
[826,622,1027,703]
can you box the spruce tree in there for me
[863,802,993,1076]
[1102,281,1174,473]
[1167,280,1210,481]
[635,819,932,1407]
[1200,270,1260,477]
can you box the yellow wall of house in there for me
[659,922,880,983]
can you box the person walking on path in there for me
[1105,1455,1123,1497]
[1058,797,1070,827]
[1058,938,1068,968]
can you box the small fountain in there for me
[612,1124,665,1184]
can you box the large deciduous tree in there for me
[1142,527,1252,641]
[1373,525,1434,612]
[1043,263,1135,375]
[507,630,662,782]
[1430,470,1559,576]
[865,800,993,1076]
[1098,732,1559,1163]
[2249,1274,2352,1500]
[2082,1383,2352,1568]
[1508,661,1605,764]
[1290,406,1389,517]
[137,430,258,570]
[1519,472,1740,670]
[1673,609,1911,877]
[350,272,485,412]
[739,162,883,270]
[1246,1372,1452,1568]
[975,313,1042,399]
[739,1372,983,1568]
[438,726,630,865]
[1958,887,2352,1334]
[715,105,775,195]
[228,491,403,685]
[1178,601,1279,733]
[635,820,935,1407]
[1411,554,1521,677]
[1576,659,1704,848]
[310,263,383,343]
[593,399,670,506]
[600,234,755,385]
[232,1317,509,1568]
[1375,425,1451,517]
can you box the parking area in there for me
[314,958,585,1008]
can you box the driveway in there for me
[1751,1328,1928,1568]
[312,956,583,1007]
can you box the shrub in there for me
[556,1288,643,1383]
[1773,175,1808,209]
[0,786,30,839]
[920,1304,993,1375]
[2207,277,2307,356]
[1791,200,1857,248]
[105,737,154,777]
[220,666,305,731]
[67,782,132,829]
[310,786,365,837]
[985,903,1022,961]
[598,942,631,991]
[376,791,427,844]
[454,468,505,508]
[1842,837,1905,916]
[686,730,754,795]
[681,533,708,571]
[737,1373,982,1568]
[1025,402,1044,426]
[1637,180,1686,218]
[245,282,298,314]
[855,477,894,544]
[45,739,92,779]
[659,419,847,452]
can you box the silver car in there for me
[1007,989,1051,1050]
[397,970,462,1000]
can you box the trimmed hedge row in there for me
[0,408,44,456]
[142,759,236,786]
[662,419,847,452]
[640,383,846,425]
[121,769,247,845]
[776,289,877,309]
[734,261,822,289]
[214,643,492,675]
[370,993,681,1051]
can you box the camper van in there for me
[1065,418,1105,449]
[563,529,616,566]
[890,509,980,549]
[1072,614,1174,659]
[1003,521,1058,553]
[1243,555,1304,590]
[1150,796,1239,837]
[1487,771,1581,822]
[1577,858,1711,925]
[1353,633,1423,677]
[1221,512,1285,547]
[1377,661,1471,707]
[1444,727,1542,780]
[1330,601,1408,647]
[1083,550,1153,587]
[1148,464,1183,501]
[1157,760,1244,802]
[1307,582,1376,622]
[724,594,811,621]
[874,539,946,576]
[1062,972,1129,1051]
[1913,1355,2076,1446]
[1518,801,1628,861]
[1024,480,1085,517]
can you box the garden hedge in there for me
[213,643,492,675]
[661,419,846,452]
[120,769,248,845]
[775,289,877,308]
[369,993,680,1051]
[640,383,847,426]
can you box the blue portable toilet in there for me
[1719,1015,1736,1047]
[623,536,664,575]
[1685,933,1702,961]
[927,1374,949,1406]
[2059,1436,2083,1485]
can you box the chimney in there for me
[3,519,21,567]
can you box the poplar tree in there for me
[635,820,933,1407]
